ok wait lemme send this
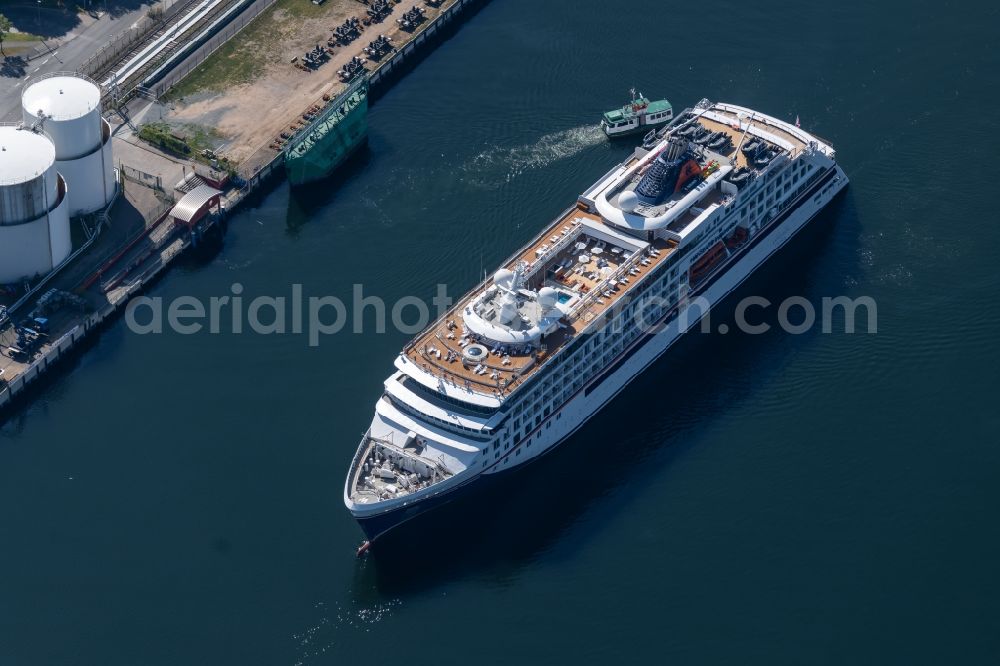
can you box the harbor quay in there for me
[0,0,486,415]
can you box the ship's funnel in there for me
[635,136,690,201]
[664,135,688,161]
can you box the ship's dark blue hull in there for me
[354,473,488,542]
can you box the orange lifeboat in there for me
[723,226,748,251]
[689,241,727,285]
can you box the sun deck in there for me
[404,207,676,396]
[695,106,808,169]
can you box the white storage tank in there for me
[21,72,115,216]
[0,125,71,283]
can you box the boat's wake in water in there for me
[292,599,401,665]
[462,124,605,186]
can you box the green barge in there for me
[285,76,369,186]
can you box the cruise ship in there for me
[344,100,848,546]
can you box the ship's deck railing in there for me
[566,248,649,324]
[349,430,454,501]
[520,216,586,275]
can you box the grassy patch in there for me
[5,31,43,42]
[138,122,192,157]
[137,121,237,171]
[166,13,273,97]
[182,123,225,156]
[167,0,331,99]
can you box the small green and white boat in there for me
[600,89,673,138]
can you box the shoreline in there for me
[0,0,489,419]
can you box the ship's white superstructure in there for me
[345,101,848,542]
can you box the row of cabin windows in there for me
[487,414,543,465]
[732,162,811,225]
[405,377,498,416]
[502,292,651,437]
[494,258,684,452]
[684,162,820,276]
[608,111,670,129]
[389,394,491,440]
[488,255,710,465]
[485,383,568,467]
[743,162,827,229]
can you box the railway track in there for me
[99,0,203,80]
[84,0,200,81]
[91,0,242,107]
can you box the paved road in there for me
[0,5,158,121]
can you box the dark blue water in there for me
[2,0,999,663]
